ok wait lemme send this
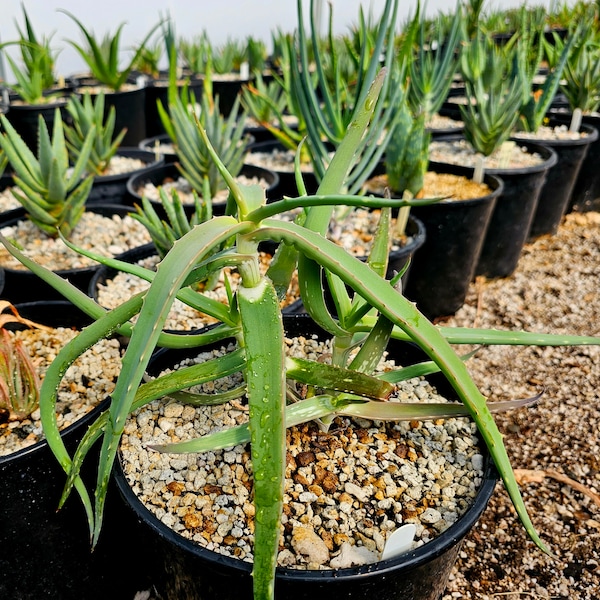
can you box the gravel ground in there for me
[439,211,600,599]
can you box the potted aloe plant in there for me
[0,298,144,599]
[0,109,151,302]
[59,10,162,146]
[64,90,163,204]
[545,15,600,212]
[0,5,71,152]
[2,62,600,600]
[429,30,558,279]
[127,80,277,217]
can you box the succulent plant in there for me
[459,32,527,156]
[0,301,45,421]
[60,10,161,91]
[129,187,211,260]
[64,91,127,176]
[0,109,95,238]
[157,81,248,199]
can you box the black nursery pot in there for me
[77,84,147,147]
[126,162,280,216]
[516,122,599,240]
[403,164,503,320]
[551,112,600,213]
[0,204,138,304]
[3,96,71,152]
[113,314,498,600]
[0,301,146,600]
[473,141,558,279]
[86,147,164,205]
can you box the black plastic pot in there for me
[0,204,141,304]
[403,164,503,320]
[125,162,280,216]
[473,141,558,279]
[3,95,72,152]
[514,122,599,240]
[86,148,164,205]
[112,314,498,600]
[77,84,147,147]
[144,75,205,138]
[247,139,319,200]
[551,112,600,213]
[0,301,146,600]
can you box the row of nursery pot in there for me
[2,59,600,600]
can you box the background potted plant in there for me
[429,30,557,279]
[128,81,277,216]
[0,5,71,152]
[59,10,161,146]
[0,110,151,302]
[64,90,164,204]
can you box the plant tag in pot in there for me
[381,523,417,561]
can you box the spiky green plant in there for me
[60,10,161,91]
[288,0,405,193]
[514,8,575,132]
[0,4,59,104]
[544,19,600,115]
[407,1,464,122]
[157,82,248,199]
[64,91,127,176]
[2,66,600,600]
[0,110,95,238]
[0,301,45,421]
[129,187,211,259]
[459,32,528,156]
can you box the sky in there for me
[0,0,566,79]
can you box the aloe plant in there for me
[0,302,44,421]
[0,5,59,104]
[60,10,161,91]
[157,82,248,199]
[407,1,464,122]
[129,187,211,259]
[514,8,575,133]
[0,109,95,238]
[2,64,600,600]
[459,32,528,156]
[544,18,600,115]
[64,91,127,175]
[288,0,405,193]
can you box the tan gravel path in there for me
[440,211,600,600]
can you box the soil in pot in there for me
[429,138,558,279]
[138,133,177,163]
[0,300,147,600]
[114,315,497,600]
[126,162,280,217]
[86,147,165,205]
[0,204,152,303]
[510,121,599,239]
